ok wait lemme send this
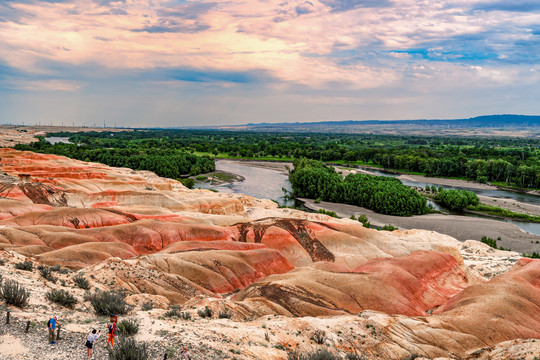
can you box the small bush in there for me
[165,305,182,318]
[380,224,398,231]
[50,264,70,274]
[317,209,338,218]
[180,311,191,320]
[358,214,370,228]
[40,267,58,283]
[288,350,338,360]
[218,310,232,319]
[0,258,6,266]
[14,260,33,271]
[141,301,153,311]
[46,289,77,308]
[346,353,368,360]
[197,306,213,318]
[88,290,131,316]
[73,273,90,290]
[311,330,326,344]
[116,319,139,336]
[0,279,30,307]
[108,337,149,360]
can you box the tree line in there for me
[289,159,427,216]
[17,129,540,189]
[14,138,215,179]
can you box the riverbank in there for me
[300,198,540,255]
[216,159,292,175]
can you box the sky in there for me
[1,0,540,127]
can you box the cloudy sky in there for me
[1,0,540,127]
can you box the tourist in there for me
[85,329,100,358]
[179,347,192,360]
[48,315,59,344]
[107,317,116,348]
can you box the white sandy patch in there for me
[0,334,28,356]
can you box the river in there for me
[195,160,295,207]
[44,137,72,145]
[202,160,540,237]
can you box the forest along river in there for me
[200,160,540,237]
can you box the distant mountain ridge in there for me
[194,114,540,133]
[248,114,540,127]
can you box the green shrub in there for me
[311,330,326,344]
[141,301,153,311]
[522,252,540,259]
[180,178,195,189]
[165,305,181,318]
[107,337,149,360]
[346,353,368,360]
[218,310,232,319]
[288,349,338,360]
[14,260,33,271]
[40,267,58,283]
[46,289,77,308]
[50,264,70,274]
[380,224,398,231]
[317,209,338,218]
[436,189,479,210]
[197,306,213,318]
[358,214,370,228]
[116,319,139,336]
[73,273,90,290]
[88,290,131,315]
[181,311,191,320]
[0,279,30,307]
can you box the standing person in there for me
[48,315,59,344]
[85,329,101,358]
[107,318,116,348]
[180,347,192,360]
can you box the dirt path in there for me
[301,199,540,255]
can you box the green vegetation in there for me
[436,189,479,210]
[289,159,426,216]
[88,290,131,315]
[16,130,540,189]
[39,266,58,283]
[107,337,149,360]
[357,214,371,228]
[72,273,90,290]
[116,319,139,336]
[0,279,30,307]
[523,252,540,258]
[15,133,215,178]
[481,236,510,251]
[14,260,33,272]
[46,289,77,308]
[197,306,213,318]
[467,204,540,222]
[317,209,338,218]
[380,225,398,231]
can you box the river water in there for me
[195,161,295,207]
[202,160,540,236]
[45,137,72,145]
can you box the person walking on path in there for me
[85,329,101,358]
[107,318,116,348]
[48,315,59,344]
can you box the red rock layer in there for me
[234,250,468,317]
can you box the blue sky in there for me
[1,0,540,127]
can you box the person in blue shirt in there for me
[48,315,59,344]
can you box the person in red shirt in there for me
[107,318,116,348]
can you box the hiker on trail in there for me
[48,315,59,344]
[85,329,101,358]
[180,347,192,360]
[107,317,117,348]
